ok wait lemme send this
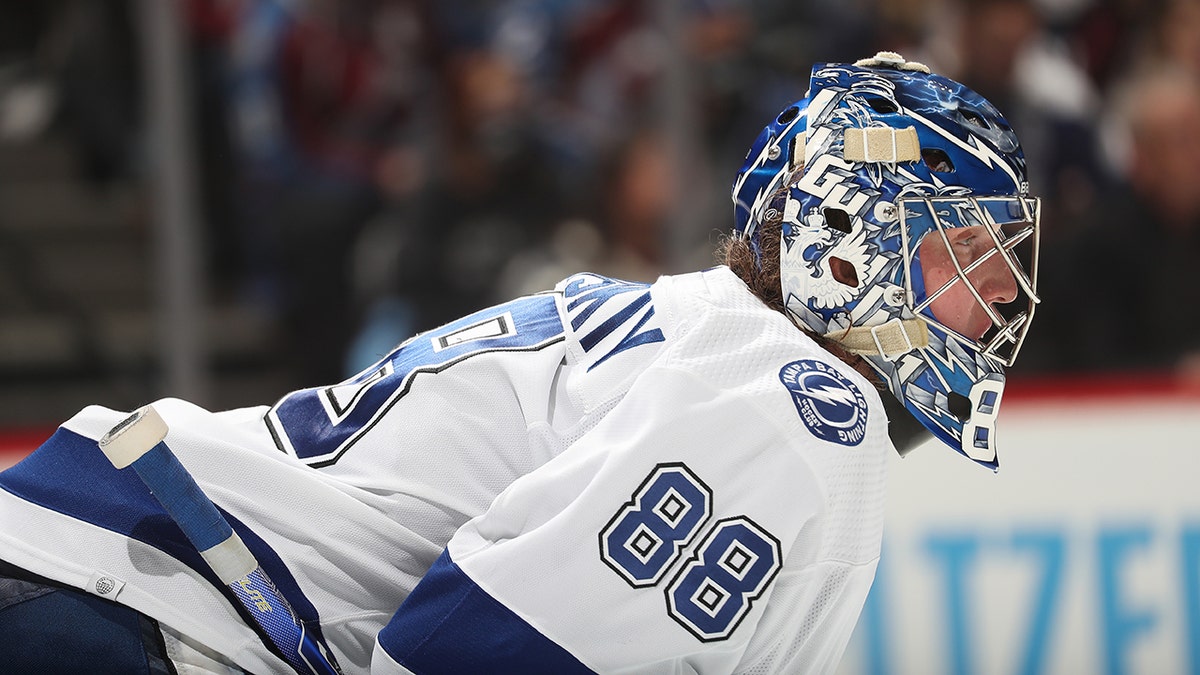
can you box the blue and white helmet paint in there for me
[732,53,1041,469]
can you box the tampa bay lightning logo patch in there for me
[780,360,868,446]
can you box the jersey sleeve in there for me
[371,363,838,674]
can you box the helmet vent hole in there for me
[865,97,899,114]
[960,109,987,128]
[948,392,972,422]
[829,256,859,287]
[922,148,955,173]
[777,106,800,125]
[823,207,853,234]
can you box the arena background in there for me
[837,377,1200,675]
[2,1,1198,673]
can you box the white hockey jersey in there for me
[0,267,892,674]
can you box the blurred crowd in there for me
[2,0,1200,389]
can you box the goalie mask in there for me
[731,52,1040,470]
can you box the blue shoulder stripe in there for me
[379,550,595,674]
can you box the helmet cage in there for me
[900,194,1041,367]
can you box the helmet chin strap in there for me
[821,315,933,456]
[824,317,929,361]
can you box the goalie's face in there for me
[918,225,1019,341]
[899,193,1040,368]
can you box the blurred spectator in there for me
[1071,0,1153,93]
[15,0,1200,409]
[343,40,567,373]
[1127,0,1200,78]
[497,126,675,299]
[1040,67,1200,375]
[215,0,436,387]
[0,3,61,145]
[413,46,565,323]
[932,0,1109,375]
[186,0,240,293]
[948,0,1103,224]
[36,0,141,184]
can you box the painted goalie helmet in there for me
[732,52,1040,469]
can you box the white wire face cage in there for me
[900,195,1041,367]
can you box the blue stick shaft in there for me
[129,442,234,552]
[121,438,342,674]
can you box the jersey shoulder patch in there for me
[779,359,869,446]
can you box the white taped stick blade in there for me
[98,405,168,469]
[200,531,259,585]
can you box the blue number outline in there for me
[265,294,565,467]
[598,463,714,588]
[598,465,784,643]
[664,516,783,643]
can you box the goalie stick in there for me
[98,405,343,675]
